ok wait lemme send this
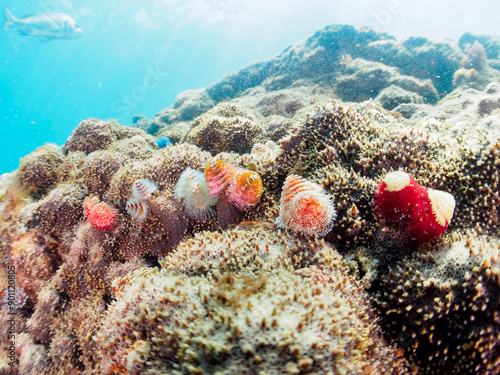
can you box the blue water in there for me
[1,0,499,176]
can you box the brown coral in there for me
[375,234,500,374]
[80,150,127,195]
[10,231,58,300]
[186,103,263,155]
[64,118,150,154]
[97,229,409,374]
[32,182,87,239]
[17,144,64,198]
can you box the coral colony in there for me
[2,24,500,374]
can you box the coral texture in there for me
[17,144,64,198]
[96,228,409,375]
[375,235,500,374]
[1,23,500,375]
[186,103,263,155]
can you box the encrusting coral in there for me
[32,182,87,239]
[64,118,153,155]
[9,232,58,301]
[186,102,263,155]
[17,144,64,198]
[80,150,127,196]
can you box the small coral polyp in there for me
[276,175,336,237]
[373,171,455,242]
[174,168,217,221]
[204,159,263,210]
[83,195,117,230]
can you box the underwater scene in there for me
[1,1,500,374]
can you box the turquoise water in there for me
[1,0,498,176]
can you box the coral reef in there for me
[363,36,463,96]
[337,58,438,104]
[375,85,425,111]
[458,32,500,59]
[135,24,469,137]
[1,23,500,375]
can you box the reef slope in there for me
[1,25,500,374]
